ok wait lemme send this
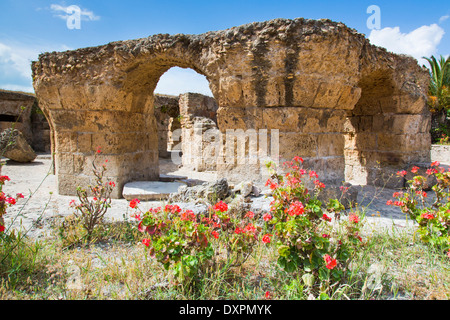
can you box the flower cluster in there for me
[0,175,24,233]
[388,161,450,254]
[263,156,363,290]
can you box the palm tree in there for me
[423,55,450,142]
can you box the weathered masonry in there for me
[31,18,431,198]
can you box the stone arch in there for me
[32,18,430,198]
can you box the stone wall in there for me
[32,18,431,198]
[0,90,51,153]
[179,92,219,171]
[0,90,35,145]
[153,94,179,158]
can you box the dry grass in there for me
[1,214,449,300]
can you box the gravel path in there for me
[2,153,439,239]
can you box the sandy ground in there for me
[2,153,445,239]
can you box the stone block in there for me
[122,181,185,201]
[317,134,345,157]
[279,132,318,159]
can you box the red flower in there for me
[265,179,278,190]
[96,147,102,154]
[322,214,332,222]
[211,231,219,239]
[322,234,330,238]
[265,291,271,299]
[314,180,325,189]
[245,211,255,219]
[262,234,272,244]
[129,198,140,209]
[5,197,16,205]
[309,170,319,179]
[244,223,257,234]
[431,161,440,167]
[411,166,419,174]
[180,210,196,221]
[234,227,244,234]
[263,213,272,221]
[109,181,116,187]
[293,156,303,164]
[165,204,181,213]
[16,193,24,199]
[0,225,5,232]
[386,200,393,206]
[396,170,407,177]
[287,201,304,216]
[323,254,337,270]
[213,201,228,212]
[420,212,434,220]
[349,213,360,223]
[142,238,151,247]
[0,176,10,184]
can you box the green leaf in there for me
[302,273,315,287]
[278,245,291,257]
[318,267,329,281]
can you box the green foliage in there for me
[67,148,116,244]
[388,163,450,255]
[263,156,364,295]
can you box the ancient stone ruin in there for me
[31,18,431,199]
[0,90,51,161]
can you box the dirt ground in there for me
[2,153,445,239]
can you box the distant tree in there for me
[423,55,450,142]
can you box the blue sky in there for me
[0,0,449,95]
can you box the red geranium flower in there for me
[262,234,272,244]
[420,212,434,220]
[349,213,360,223]
[263,213,272,221]
[129,198,140,209]
[5,197,16,205]
[0,176,10,184]
[323,254,337,270]
[396,170,407,177]
[287,201,304,216]
[213,201,228,212]
[142,238,151,247]
[322,214,332,222]
[211,231,219,239]
[244,211,255,219]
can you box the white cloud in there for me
[0,41,72,93]
[50,4,100,22]
[368,24,445,66]
[439,15,449,23]
[155,67,213,97]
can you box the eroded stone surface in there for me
[32,18,431,198]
